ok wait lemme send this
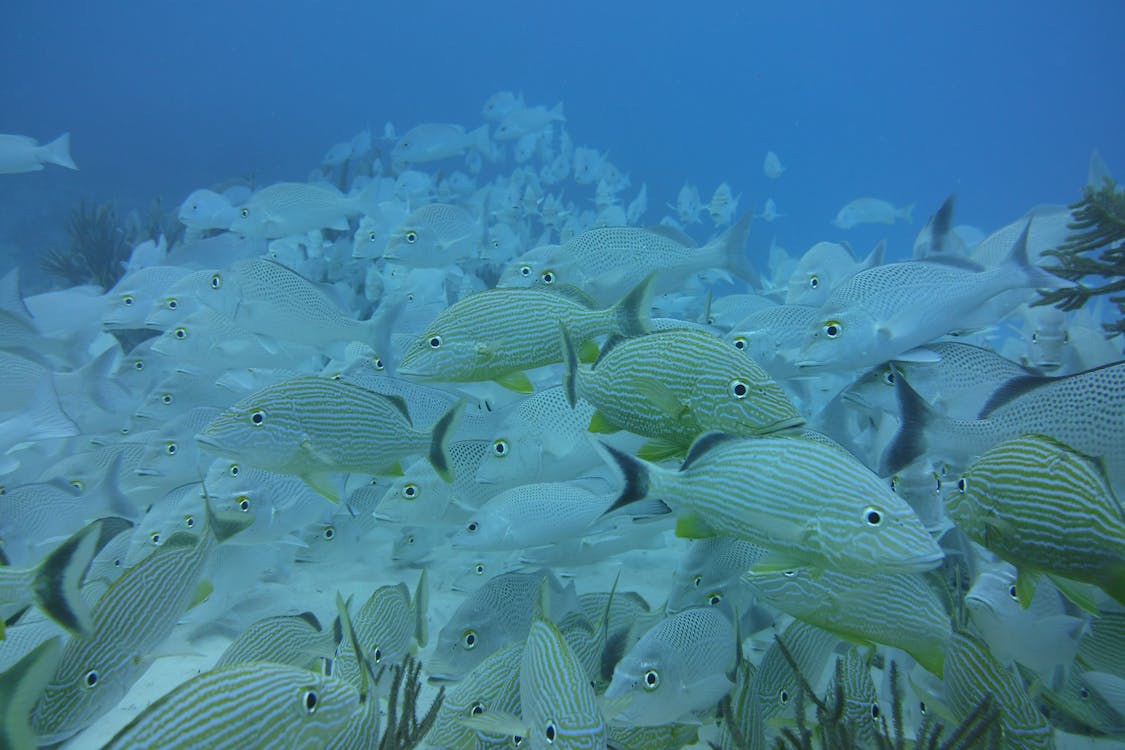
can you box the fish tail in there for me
[560,324,579,407]
[899,202,915,223]
[467,124,491,154]
[0,637,62,750]
[1005,219,1066,290]
[413,569,429,647]
[30,520,111,636]
[611,273,655,338]
[878,367,933,476]
[715,211,760,288]
[429,402,462,482]
[598,442,656,515]
[42,132,77,170]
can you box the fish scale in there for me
[102,662,363,749]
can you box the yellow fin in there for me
[378,460,404,477]
[190,580,214,609]
[637,438,685,462]
[1047,573,1102,615]
[1015,568,1040,610]
[304,472,341,503]
[495,371,534,394]
[579,339,600,364]
[675,512,718,539]
[637,380,689,420]
[588,411,621,434]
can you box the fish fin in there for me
[596,442,652,515]
[592,334,625,368]
[378,460,404,477]
[495,370,533,393]
[636,379,689,419]
[0,637,62,749]
[1047,573,1103,615]
[578,339,600,363]
[636,438,685,462]
[428,401,462,482]
[303,471,342,503]
[891,346,941,363]
[588,410,621,434]
[878,368,934,476]
[861,239,886,268]
[204,494,255,543]
[681,431,741,472]
[1014,569,1041,610]
[42,132,77,170]
[981,513,1016,537]
[189,579,214,609]
[748,554,807,574]
[560,324,579,407]
[1004,219,1066,289]
[460,711,527,737]
[712,211,759,288]
[610,272,655,337]
[599,695,633,721]
[413,569,429,647]
[674,512,719,539]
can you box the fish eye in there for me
[303,690,318,713]
[373,357,385,370]
[733,336,747,350]
[210,273,222,290]
[406,293,416,303]
[889,476,899,493]
[405,229,418,244]
[322,526,336,540]
[428,335,442,349]
[151,532,162,545]
[693,575,703,587]
[174,327,188,339]
[643,669,660,690]
[69,479,85,490]
[184,514,195,528]
[471,702,485,716]
[864,507,883,526]
[1007,583,1018,600]
[1063,331,1071,344]
[133,359,145,371]
[809,275,819,289]
[519,265,531,277]
[466,521,479,533]
[228,464,240,477]
[240,207,250,218]
[957,477,968,493]
[165,442,177,455]
[250,410,266,426]
[729,379,749,399]
[474,563,485,575]
[401,483,419,499]
[367,230,377,242]
[512,737,524,748]
[123,294,135,306]
[162,393,174,405]
[783,569,798,577]
[882,369,895,385]
[1080,687,1090,700]
[708,592,723,606]
[492,439,509,457]
[823,320,842,338]
[779,689,791,704]
[167,298,178,310]
[404,534,415,545]
[373,647,383,663]
[871,702,880,720]
[919,701,927,715]
[237,495,251,512]
[462,630,477,649]
[1031,332,1039,343]
[540,270,555,285]
[545,721,557,744]
[83,670,99,688]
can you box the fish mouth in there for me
[194,432,224,451]
[794,359,824,369]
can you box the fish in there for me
[451,482,617,551]
[826,648,882,750]
[785,240,883,307]
[797,223,1062,371]
[0,637,62,750]
[427,641,524,750]
[228,181,376,239]
[391,123,491,165]
[334,572,427,689]
[743,567,951,676]
[763,151,786,179]
[709,182,739,226]
[562,327,804,458]
[0,132,77,173]
[831,198,914,229]
[946,433,1125,607]
[494,102,565,141]
[428,570,580,681]
[604,606,736,726]
[483,90,526,121]
[665,536,769,617]
[101,661,364,749]
[213,611,339,670]
[383,203,482,267]
[759,198,783,223]
[101,266,193,331]
[177,189,238,232]
[599,432,944,575]
[668,183,703,225]
[1035,666,1125,738]
[397,276,652,393]
[726,303,822,381]
[197,375,461,502]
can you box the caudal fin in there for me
[711,211,759,288]
[597,442,660,516]
[0,637,63,750]
[560,324,580,408]
[878,368,935,477]
[429,402,462,482]
[42,132,77,170]
[1004,219,1066,290]
[610,273,654,338]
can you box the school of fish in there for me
[1,94,1124,750]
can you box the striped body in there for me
[667,537,769,614]
[607,434,943,575]
[215,612,336,670]
[944,632,1054,750]
[744,568,950,676]
[428,642,523,750]
[335,579,424,689]
[828,648,881,750]
[604,607,735,726]
[199,376,455,496]
[103,662,362,749]
[397,280,649,383]
[521,618,607,750]
[229,182,363,238]
[31,529,214,743]
[949,434,1125,603]
[570,329,803,447]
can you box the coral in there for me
[41,200,131,289]
[376,655,444,750]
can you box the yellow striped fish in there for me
[397,275,653,393]
[601,433,943,575]
[102,662,363,749]
[428,641,524,750]
[948,433,1125,607]
[743,568,951,676]
[214,612,338,670]
[197,375,461,502]
[334,571,427,690]
[562,327,803,459]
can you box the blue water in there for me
[3,0,1124,284]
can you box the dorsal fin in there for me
[545,283,598,309]
[681,432,741,472]
[592,335,626,369]
[979,374,1056,417]
[296,611,322,631]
